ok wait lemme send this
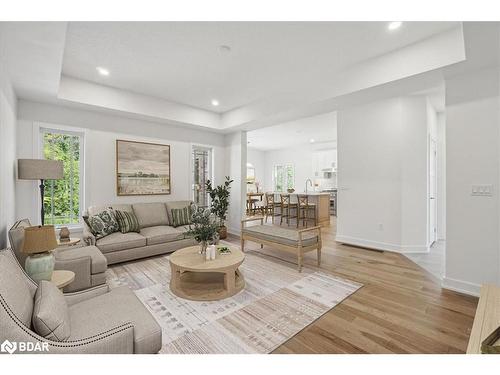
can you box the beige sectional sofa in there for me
[83,201,197,265]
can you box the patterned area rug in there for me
[106,247,362,354]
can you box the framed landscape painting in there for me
[116,139,171,196]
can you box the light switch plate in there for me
[471,184,493,196]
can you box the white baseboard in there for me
[335,235,429,254]
[441,277,481,297]
[226,226,241,237]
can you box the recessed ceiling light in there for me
[219,45,232,53]
[96,66,110,76]
[310,139,315,143]
[387,21,402,31]
[211,99,220,106]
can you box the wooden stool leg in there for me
[317,248,321,267]
[241,238,245,252]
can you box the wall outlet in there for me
[378,223,384,231]
[471,184,493,197]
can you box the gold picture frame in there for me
[116,139,171,196]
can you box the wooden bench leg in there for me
[298,248,303,272]
[317,247,321,267]
[241,238,245,252]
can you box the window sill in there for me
[55,225,83,234]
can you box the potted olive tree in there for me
[206,176,233,239]
[185,205,219,255]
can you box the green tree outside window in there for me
[42,131,81,225]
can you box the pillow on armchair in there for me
[32,280,71,341]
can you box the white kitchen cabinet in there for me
[312,150,337,176]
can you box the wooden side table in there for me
[50,270,75,290]
[57,238,81,247]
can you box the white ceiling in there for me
[62,22,459,113]
[247,111,337,151]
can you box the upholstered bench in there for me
[240,217,322,272]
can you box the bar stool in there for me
[264,193,281,223]
[297,194,317,227]
[246,197,259,216]
[280,194,298,226]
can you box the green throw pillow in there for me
[114,210,140,233]
[171,207,191,227]
[84,208,120,239]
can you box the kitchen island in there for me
[271,192,331,227]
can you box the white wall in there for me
[444,67,500,296]
[336,96,429,253]
[16,100,226,226]
[401,97,429,249]
[224,131,247,235]
[436,112,446,240]
[247,147,265,189]
[0,59,17,248]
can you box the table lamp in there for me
[18,159,64,225]
[22,225,58,282]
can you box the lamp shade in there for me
[22,225,58,254]
[18,159,63,180]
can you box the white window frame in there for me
[190,143,214,207]
[272,164,295,192]
[34,122,87,230]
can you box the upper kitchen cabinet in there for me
[312,149,337,178]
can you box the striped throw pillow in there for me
[171,207,191,227]
[114,210,140,233]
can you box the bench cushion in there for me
[242,225,318,247]
[140,225,185,245]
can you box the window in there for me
[273,164,294,192]
[192,146,213,207]
[41,128,83,226]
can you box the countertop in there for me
[270,191,331,196]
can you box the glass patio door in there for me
[192,146,213,207]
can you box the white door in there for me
[429,138,438,245]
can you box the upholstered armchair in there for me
[0,248,162,354]
[8,219,107,292]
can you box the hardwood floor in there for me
[227,216,478,353]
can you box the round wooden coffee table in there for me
[169,245,245,301]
